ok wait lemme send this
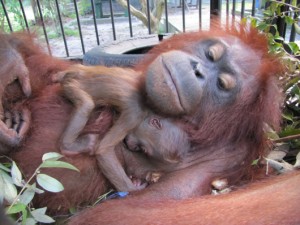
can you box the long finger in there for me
[18,107,31,137]
[18,65,31,97]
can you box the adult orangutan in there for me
[0,33,31,154]
[1,25,283,218]
[69,172,300,225]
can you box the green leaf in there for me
[0,170,17,203]
[24,217,37,225]
[26,182,45,194]
[285,16,294,25]
[290,84,300,95]
[22,208,29,224]
[267,131,280,140]
[280,128,300,137]
[31,207,46,214]
[294,152,300,168]
[270,1,280,13]
[69,207,77,214]
[19,187,35,205]
[3,182,17,204]
[295,23,300,34]
[32,185,45,194]
[36,174,64,193]
[276,5,282,15]
[42,152,63,161]
[250,18,257,27]
[31,207,55,223]
[11,161,23,187]
[284,76,300,91]
[40,160,79,172]
[274,35,284,41]
[287,42,300,54]
[251,158,260,166]
[0,163,10,172]
[241,17,247,25]
[257,22,268,31]
[282,113,294,122]
[263,9,273,17]
[0,169,14,184]
[6,203,26,214]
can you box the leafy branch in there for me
[248,0,300,171]
[1,152,79,224]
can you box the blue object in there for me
[106,191,129,199]
[98,191,129,204]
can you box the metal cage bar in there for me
[36,0,51,55]
[18,0,30,32]
[198,0,202,29]
[73,0,85,54]
[1,0,13,31]
[146,0,151,34]
[55,0,69,57]
[0,0,297,58]
[241,0,245,18]
[251,0,256,16]
[164,0,169,33]
[109,0,117,40]
[91,0,100,45]
[182,0,186,32]
[127,0,133,37]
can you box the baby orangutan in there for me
[53,64,190,192]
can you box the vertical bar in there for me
[226,0,230,26]
[0,0,13,31]
[18,0,30,32]
[198,0,202,30]
[146,0,151,34]
[290,23,296,42]
[109,0,116,40]
[241,0,245,18]
[251,0,256,16]
[289,0,300,42]
[276,0,290,39]
[211,0,221,15]
[276,18,286,39]
[127,0,133,37]
[232,0,236,17]
[182,0,186,32]
[36,0,51,55]
[55,0,69,57]
[73,0,85,53]
[91,0,100,45]
[210,0,221,28]
[164,0,169,33]
[226,0,229,15]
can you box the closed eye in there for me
[217,74,236,90]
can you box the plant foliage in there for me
[248,0,300,166]
[1,152,79,224]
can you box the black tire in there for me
[83,50,143,67]
[83,35,160,67]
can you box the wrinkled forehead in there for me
[216,36,262,76]
[183,36,262,77]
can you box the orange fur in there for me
[2,25,285,218]
[69,172,300,225]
